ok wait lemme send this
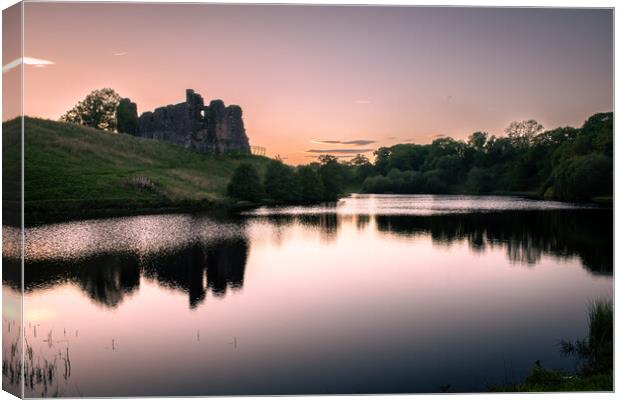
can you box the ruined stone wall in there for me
[132,89,251,154]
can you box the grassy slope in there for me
[3,117,270,219]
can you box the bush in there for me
[552,153,612,201]
[297,165,324,203]
[560,299,613,375]
[465,167,492,193]
[264,160,300,203]
[227,163,264,202]
[362,175,392,193]
[423,169,449,194]
[318,155,345,201]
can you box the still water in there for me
[2,195,613,396]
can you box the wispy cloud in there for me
[312,139,377,146]
[305,148,374,154]
[3,57,55,73]
[355,100,371,104]
[305,155,355,159]
[113,52,128,56]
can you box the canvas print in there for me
[2,2,614,397]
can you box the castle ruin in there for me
[121,89,251,154]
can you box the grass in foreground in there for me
[490,299,613,392]
[3,117,271,219]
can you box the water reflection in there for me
[253,209,611,276]
[4,208,611,310]
[5,235,249,309]
[373,210,612,274]
[0,196,614,396]
[143,239,248,308]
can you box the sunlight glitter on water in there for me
[242,194,599,216]
[23,214,245,262]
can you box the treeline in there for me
[228,155,346,204]
[356,112,612,201]
[229,112,612,204]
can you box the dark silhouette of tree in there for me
[551,153,612,201]
[297,165,324,203]
[373,147,391,175]
[60,88,121,132]
[264,160,300,203]
[350,154,374,183]
[505,120,544,149]
[468,131,488,151]
[116,98,138,134]
[227,163,264,202]
[357,112,611,201]
[318,155,345,201]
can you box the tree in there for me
[551,154,612,201]
[297,165,324,203]
[227,163,264,202]
[318,155,345,201]
[373,147,391,175]
[116,98,138,135]
[468,131,488,151]
[264,160,300,203]
[505,120,544,148]
[464,167,492,193]
[60,88,122,132]
[362,175,392,193]
[350,154,374,183]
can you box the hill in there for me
[3,117,271,223]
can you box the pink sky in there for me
[6,3,614,164]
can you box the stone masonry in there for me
[131,89,251,154]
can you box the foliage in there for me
[505,120,544,148]
[264,160,301,203]
[489,363,612,392]
[560,299,613,375]
[227,163,264,202]
[464,167,492,193]
[297,165,324,203]
[550,154,612,201]
[116,98,138,134]
[318,155,345,201]
[60,88,122,132]
[350,154,374,183]
[491,298,613,392]
[358,113,612,202]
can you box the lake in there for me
[2,195,613,396]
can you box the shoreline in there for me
[15,192,612,227]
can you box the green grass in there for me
[490,298,613,392]
[3,117,271,221]
[489,364,612,392]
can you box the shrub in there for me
[552,154,612,201]
[227,163,264,202]
[264,160,300,203]
[297,165,324,203]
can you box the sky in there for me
[6,3,614,164]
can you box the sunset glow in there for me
[16,4,613,163]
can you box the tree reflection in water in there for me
[5,237,249,309]
[3,208,612,313]
[373,209,612,275]
[253,209,611,275]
